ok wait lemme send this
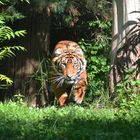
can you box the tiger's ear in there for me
[75,48,84,55]
[54,48,62,56]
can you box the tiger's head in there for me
[51,40,86,86]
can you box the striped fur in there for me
[48,40,88,106]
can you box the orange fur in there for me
[48,40,88,106]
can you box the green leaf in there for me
[131,81,136,86]
[0,74,13,89]
[0,46,26,61]
[15,30,26,37]
[136,80,140,85]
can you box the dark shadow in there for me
[112,17,140,86]
[0,113,140,140]
[0,2,50,107]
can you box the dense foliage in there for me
[6,0,138,108]
[49,0,112,105]
[79,20,112,105]
[26,0,112,106]
[0,102,140,140]
[0,1,139,139]
[0,0,27,89]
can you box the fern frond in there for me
[0,16,5,25]
[0,74,13,89]
[0,26,13,41]
[0,46,26,61]
[0,0,28,90]
[14,30,27,37]
[0,25,26,42]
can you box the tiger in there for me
[48,40,88,107]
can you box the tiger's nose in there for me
[66,74,75,80]
[67,74,72,79]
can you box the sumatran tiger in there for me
[48,40,88,106]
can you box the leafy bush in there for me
[113,68,140,105]
[113,68,140,116]
[116,94,140,121]
[79,20,112,105]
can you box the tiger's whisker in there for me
[49,75,64,87]
[60,79,64,86]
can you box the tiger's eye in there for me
[55,48,62,56]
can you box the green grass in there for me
[0,102,140,140]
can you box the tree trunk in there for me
[110,0,140,93]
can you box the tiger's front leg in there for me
[73,72,88,104]
[48,84,69,107]
[57,92,68,107]
[73,82,87,104]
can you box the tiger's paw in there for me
[74,96,83,104]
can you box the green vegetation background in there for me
[0,1,140,140]
[0,102,140,140]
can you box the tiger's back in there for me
[48,40,87,106]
